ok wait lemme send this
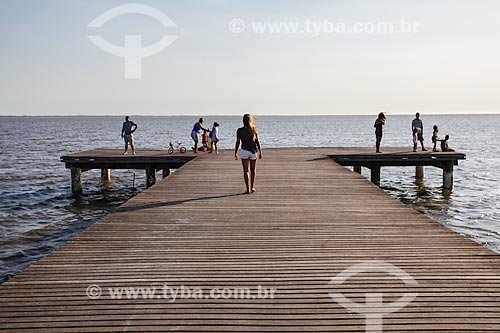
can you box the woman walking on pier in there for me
[235,114,262,194]
[374,112,386,153]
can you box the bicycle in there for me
[168,140,187,154]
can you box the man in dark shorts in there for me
[121,116,138,155]
[411,112,427,151]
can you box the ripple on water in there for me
[0,181,140,283]
[1,115,500,284]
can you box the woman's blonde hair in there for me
[243,114,258,139]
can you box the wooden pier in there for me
[61,148,466,195]
[329,147,465,189]
[2,147,500,332]
[61,149,197,194]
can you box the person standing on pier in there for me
[432,125,440,152]
[191,118,209,154]
[234,114,262,194]
[374,112,386,153]
[210,122,220,154]
[121,116,138,155]
[412,112,427,151]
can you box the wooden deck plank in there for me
[1,148,499,332]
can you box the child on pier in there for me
[439,135,455,152]
[202,129,210,152]
[210,122,220,154]
[432,125,439,152]
[412,127,419,152]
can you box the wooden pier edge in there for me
[60,149,198,195]
[328,147,465,189]
[61,147,466,194]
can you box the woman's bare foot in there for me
[123,152,128,155]
[251,188,256,193]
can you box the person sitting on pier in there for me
[431,124,439,152]
[439,135,455,152]
[412,112,427,151]
[121,116,138,155]
[374,112,386,153]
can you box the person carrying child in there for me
[411,112,427,151]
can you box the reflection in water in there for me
[384,175,453,220]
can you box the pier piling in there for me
[145,166,156,188]
[100,168,110,183]
[443,161,454,190]
[415,165,424,179]
[162,168,171,179]
[70,168,82,195]
[370,166,381,185]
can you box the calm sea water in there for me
[1,115,499,283]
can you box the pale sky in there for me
[1,0,500,116]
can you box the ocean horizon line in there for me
[2,112,500,117]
